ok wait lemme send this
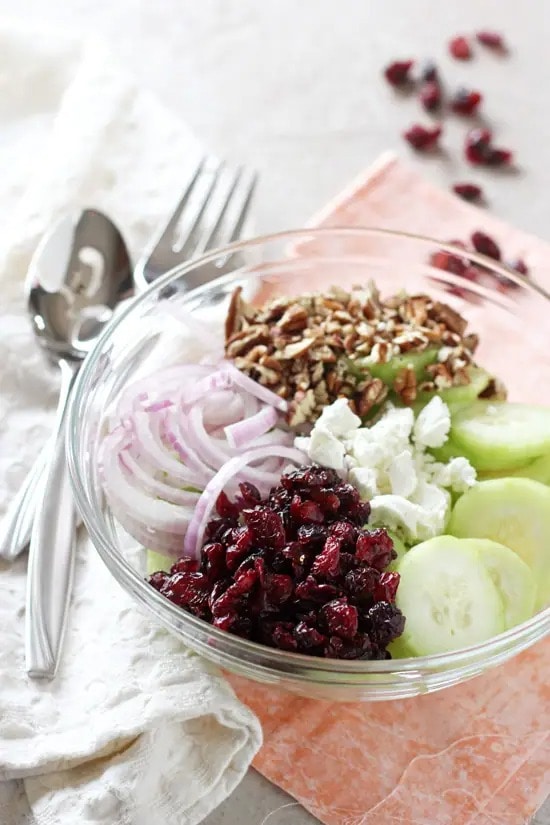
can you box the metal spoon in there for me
[0,212,133,563]
[21,209,133,678]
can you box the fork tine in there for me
[190,166,245,257]
[171,160,225,255]
[153,156,206,248]
[220,169,258,244]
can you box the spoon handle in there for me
[26,359,79,679]
[0,444,50,561]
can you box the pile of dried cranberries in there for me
[149,465,405,660]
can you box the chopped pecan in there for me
[277,304,309,333]
[462,333,480,353]
[356,379,388,417]
[393,367,417,405]
[226,326,270,358]
[225,286,243,340]
[281,338,315,360]
[430,301,468,336]
[426,362,453,389]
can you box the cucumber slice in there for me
[146,549,173,575]
[395,536,505,655]
[451,402,550,471]
[416,367,493,409]
[479,453,550,486]
[448,478,550,610]
[387,635,414,659]
[428,438,464,463]
[387,531,408,571]
[461,538,536,628]
[347,348,438,384]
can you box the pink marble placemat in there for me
[232,153,550,825]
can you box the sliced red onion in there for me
[224,406,278,449]
[102,362,301,556]
[183,445,306,558]
[100,440,194,556]
[221,361,288,412]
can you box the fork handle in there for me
[25,359,79,679]
[0,444,50,561]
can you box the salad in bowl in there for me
[67,228,550,701]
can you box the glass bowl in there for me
[67,227,550,702]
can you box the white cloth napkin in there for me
[0,20,262,825]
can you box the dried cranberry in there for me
[383,59,414,87]
[418,60,439,84]
[170,557,199,574]
[149,571,169,590]
[270,622,298,651]
[464,127,492,165]
[373,571,401,603]
[290,496,324,525]
[452,182,483,202]
[321,598,359,640]
[216,491,240,519]
[295,577,341,603]
[242,507,286,550]
[344,567,378,603]
[294,622,327,651]
[309,487,340,513]
[476,31,506,50]
[450,88,482,116]
[201,542,226,583]
[226,524,253,556]
[486,147,513,167]
[311,536,342,578]
[237,481,262,506]
[328,520,358,548]
[161,572,210,617]
[204,516,236,542]
[429,249,468,276]
[365,602,406,648]
[355,528,396,571]
[449,35,472,60]
[403,123,442,151]
[419,81,441,112]
[297,523,328,548]
[509,258,529,276]
[471,231,501,260]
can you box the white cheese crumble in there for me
[294,396,476,543]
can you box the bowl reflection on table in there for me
[67,227,550,702]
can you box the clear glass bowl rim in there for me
[66,225,550,676]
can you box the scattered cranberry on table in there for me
[403,123,442,151]
[452,183,483,202]
[450,88,483,116]
[384,60,415,87]
[449,36,472,60]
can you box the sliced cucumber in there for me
[416,367,493,410]
[146,549,173,575]
[479,453,550,486]
[387,531,408,571]
[395,536,505,655]
[448,478,550,610]
[461,538,535,628]
[451,402,550,471]
[387,635,414,659]
[428,438,464,463]
[347,348,438,384]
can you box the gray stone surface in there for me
[0,1,547,821]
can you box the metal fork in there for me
[134,156,257,290]
[0,156,257,563]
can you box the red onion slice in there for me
[183,445,306,558]
[224,406,279,449]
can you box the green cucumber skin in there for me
[479,453,550,486]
